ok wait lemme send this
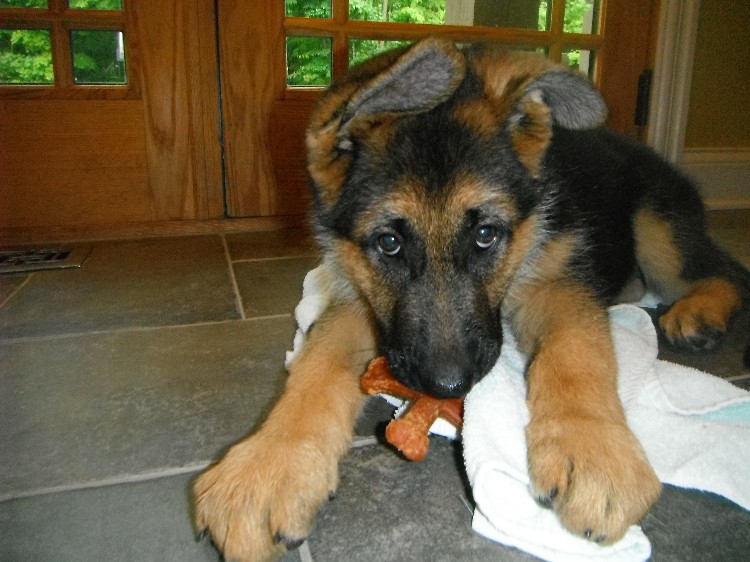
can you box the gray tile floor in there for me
[1,217,749,562]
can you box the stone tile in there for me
[0,472,302,562]
[642,485,750,561]
[0,317,295,496]
[0,236,240,340]
[0,273,28,306]
[645,305,750,379]
[355,396,397,438]
[307,439,531,561]
[706,209,750,230]
[305,439,750,562]
[233,256,320,318]
[226,228,318,261]
[708,228,750,269]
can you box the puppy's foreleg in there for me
[512,282,660,545]
[194,302,376,562]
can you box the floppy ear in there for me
[508,69,607,177]
[525,70,607,130]
[306,38,466,209]
[339,37,466,133]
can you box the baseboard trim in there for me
[0,215,308,246]
[680,148,750,210]
[681,147,750,164]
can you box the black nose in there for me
[419,360,472,399]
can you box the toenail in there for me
[274,532,305,551]
[595,534,607,543]
[584,528,592,539]
[284,537,305,551]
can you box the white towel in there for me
[289,266,750,562]
[463,304,750,562]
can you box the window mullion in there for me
[548,0,566,61]
[331,0,348,77]
[49,0,67,17]
[50,18,73,88]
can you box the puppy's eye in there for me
[475,225,498,249]
[377,233,402,256]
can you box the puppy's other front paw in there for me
[527,414,660,544]
[658,278,740,352]
[194,432,338,562]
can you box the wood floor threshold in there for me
[0,215,308,245]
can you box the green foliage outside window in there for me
[0,0,48,7]
[68,0,122,8]
[285,1,591,87]
[0,29,53,83]
[71,29,126,84]
[0,0,125,84]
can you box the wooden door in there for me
[219,0,659,221]
[1,1,658,241]
[0,0,223,240]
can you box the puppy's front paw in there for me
[658,279,740,352]
[194,431,338,562]
[527,414,660,544]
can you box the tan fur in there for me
[633,209,688,301]
[456,50,557,177]
[335,239,398,323]
[483,214,539,306]
[193,302,377,561]
[470,48,558,104]
[354,173,518,263]
[509,92,553,178]
[197,39,676,559]
[659,277,741,345]
[634,209,742,346]
[306,117,353,210]
[500,234,661,543]
[513,281,661,543]
[452,98,504,139]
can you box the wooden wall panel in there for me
[218,0,285,217]
[0,0,224,239]
[269,99,316,217]
[0,100,155,229]
[131,0,224,220]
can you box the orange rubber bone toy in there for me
[360,356,464,461]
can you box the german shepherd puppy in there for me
[194,39,749,560]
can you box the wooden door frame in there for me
[645,0,701,162]
[219,0,661,221]
[0,0,225,244]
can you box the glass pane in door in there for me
[563,0,599,34]
[286,36,332,86]
[350,0,550,31]
[349,38,411,67]
[0,28,53,84]
[285,0,332,18]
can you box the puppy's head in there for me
[306,39,606,398]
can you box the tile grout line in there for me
[299,540,316,562]
[222,234,247,320]
[1,434,379,504]
[0,272,34,309]
[231,253,319,264]
[0,314,294,345]
[0,462,214,503]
